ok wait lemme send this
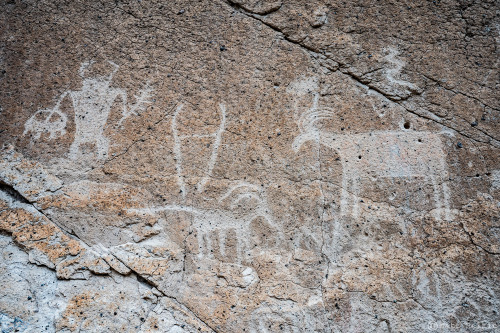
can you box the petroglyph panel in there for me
[1,0,499,332]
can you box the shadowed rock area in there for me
[0,0,499,332]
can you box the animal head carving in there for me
[219,182,266,212]
[292,93,335,152]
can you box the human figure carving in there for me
[24,61,153,161]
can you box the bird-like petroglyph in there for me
[382,47,418,92]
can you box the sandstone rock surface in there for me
[0,0,499,332]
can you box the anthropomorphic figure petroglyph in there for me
[292,89,452,221]
[129,182,282,264]
[23,61,153,161]
[172,103,226,196]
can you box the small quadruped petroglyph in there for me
[129,181,283,265]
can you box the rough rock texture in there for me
[0,0,499,332]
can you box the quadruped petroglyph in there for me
[23,61,153,161]
[129,182,283,264]
[292,79,452,221]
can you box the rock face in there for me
[0,0,499,332]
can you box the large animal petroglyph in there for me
[292,84,452,221]
[23,61,153,161]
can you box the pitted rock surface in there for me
[0,0,499,332]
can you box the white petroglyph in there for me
[291,92,329,153]
[23,92,69,141]
[292,80,452,221]
[129,182,282,264]
[286,76,319,97]
[172,103,226,196]
[241,267,258,285]
[412,266,444,310]
[23,61,153,161]
[172,104,186,195]
[382,47,418,92]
